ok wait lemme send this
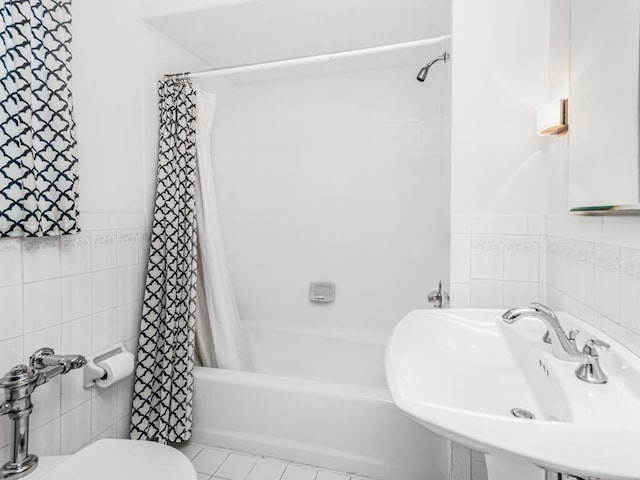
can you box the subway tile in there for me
[94,425,117,441]
[61,273,92,322]
[451,215,471,234]
[92,309,118,351]
[116,377,134,421]
[61,233,92,276]
[0,285,23,341]
[594,245,621,323]
[546,237,574,294]
[61,316,92,413]
[117,416,131,440]
[0,338,22,450]
[603,217,640,249]
[92,269,117,313]
[30,376,61,430]
[471,235,504,280]
[469,280,503,309]
[91,388,118,438]
[620,248,640,332]
[30,418,61,457]
[504,235,540,282]
[22,237,60,283]
[117,301,141,343]
[566,297,595,326]
[117,230,139,267]
[571,241,594,307]
[503,282,540,307]
[450,283,470,308]
[0,337,22,375]
[591,312,624,343]
[450,234,471,283]
[117,265,143,305]
[621,327,640,357]
[138,229,151,266]
[527,215,546,235]
[109,213,146,230]
[23,324,61,363]
[546,215,570,237]
[24,278,61,333]
[80,213,109,231]
[0,239,22,287]
[569,216,602,242]
[61,401,92,454]
[91,231,117,271]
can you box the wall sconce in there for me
[537,98,569,136]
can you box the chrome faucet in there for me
[502,303,582,362]
[0,348,86,479]
[427,282,450,309]
[575,339,610,384]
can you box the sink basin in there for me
[25,439,197,480]
[385,309,640,479]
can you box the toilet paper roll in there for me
[95,351,135,388]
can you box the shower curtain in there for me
[193,85,251,371]
[130,77,198,444]
[0,0,79,237]
[130,78,251,443]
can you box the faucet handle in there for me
[569,329,580,341]
[582,339,610,357]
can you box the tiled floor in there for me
[176,443,376,480]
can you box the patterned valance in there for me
[0,0,79,237]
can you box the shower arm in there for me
[426,52,450,69]
[416,51,450,82]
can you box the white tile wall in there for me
[450,214,640,356]
[451,215,543,310]
[0,225,148,463]
[544,215,640,356]
[202,63,450,331]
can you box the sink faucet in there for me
[502,303,582,362]
[0,348,86,479]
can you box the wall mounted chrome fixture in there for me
[416,52,450,82]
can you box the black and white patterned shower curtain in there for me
[0,0,79,237]
[130,78,198,444]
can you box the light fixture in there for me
[537,98,569,136]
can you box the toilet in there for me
[23,439,196,480]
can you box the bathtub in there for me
[191,322,449,480]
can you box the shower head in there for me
[416,51,450,82]
[416,66,429,82]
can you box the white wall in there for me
[449,0,640,359]
[200,62,450,331]
[451,0,550,215]
[0,0,207,461]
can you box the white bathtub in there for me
[192,322,449,480]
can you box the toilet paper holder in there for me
[83,343,133,388]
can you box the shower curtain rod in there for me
[168,35,450,80]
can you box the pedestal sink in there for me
[385,309,640,480]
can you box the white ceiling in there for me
[142,0,451,70]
